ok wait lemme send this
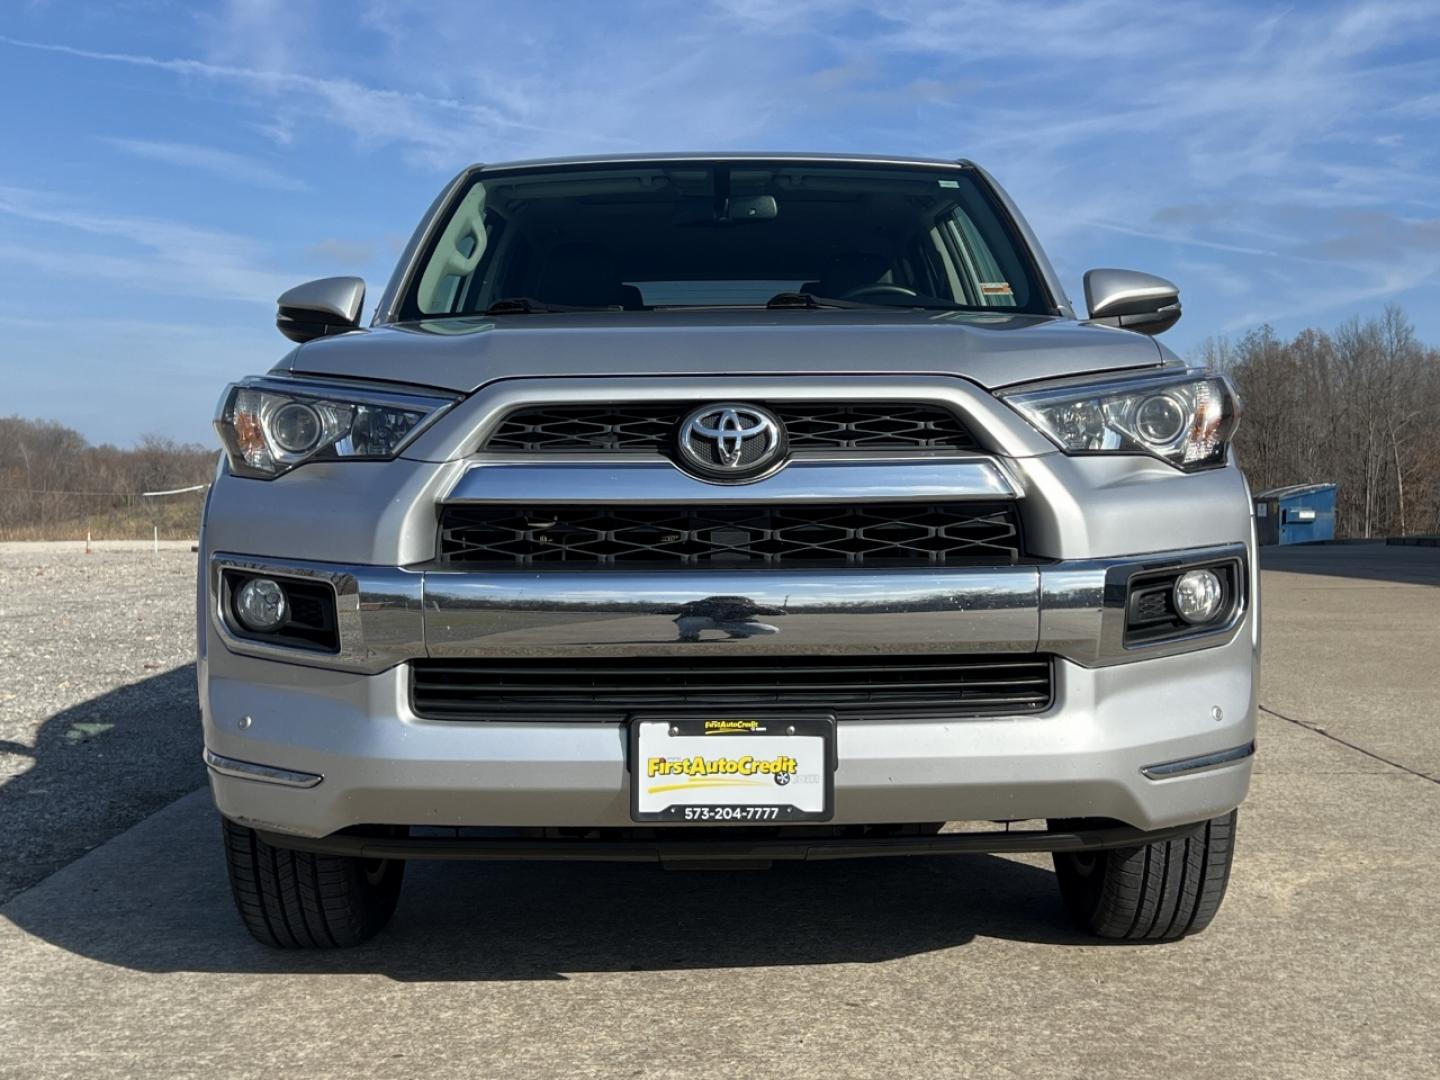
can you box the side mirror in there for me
[1083,269,1181,335]
[276,277,366,343]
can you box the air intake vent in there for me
[410,655,1054,721]
[483,402,978,454]
[438,502,1022,569]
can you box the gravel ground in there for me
[0,543,202,903]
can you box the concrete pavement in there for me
[1259,542,1440,781]
[1,544,1437,1078]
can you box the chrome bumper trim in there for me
[424,568,1040,657]
[204,748,324,789]
[208,555,424,675]
[1141,741,1256,780]
[208,542,1248,672]
[442,457,1022,503]
[1039,543,1248,666]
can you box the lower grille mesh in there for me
[410,655,1053,721]
[437,502,1022,569]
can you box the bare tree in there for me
[1198,305,1440,538]
[0,417,215,539]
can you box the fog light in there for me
[1173,569,1223,624]
[235,577,287,633]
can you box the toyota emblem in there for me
[675,403,787,480]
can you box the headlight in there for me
[215,377,456,478]
[999,369,1240,471]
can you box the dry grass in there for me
[0,502,202,542]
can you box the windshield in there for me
[402,161,1053,319]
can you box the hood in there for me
[282,310,1165,393]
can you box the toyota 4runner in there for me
[201,153,1254,948]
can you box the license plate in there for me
[630,717,835,823]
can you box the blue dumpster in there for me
[1253,483,1337,545]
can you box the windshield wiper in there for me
[484,297,554,314]
[765,291,868,310]
[765,291,1001,313]
[484,297,625,315]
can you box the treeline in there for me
[0,418,216,540]
[1194,305,1440,538]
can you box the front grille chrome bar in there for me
[441,458,1022,504]
[423,568,1040,657]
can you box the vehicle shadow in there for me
[3,671,1109,982]
[4,795,1099,981]
[0,664,203,905]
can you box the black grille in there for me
[437,502,1021,569]
[1129,586,1174,626]
[782,403,977,451]
[483,402,978,454]
[410,655,1054,721]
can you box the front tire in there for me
[222,819,405,948]
[1052,811,1237,941]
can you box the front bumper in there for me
[203,625,1256,839]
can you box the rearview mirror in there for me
[725,195,778,221]
[671,195,778,226]
[1083,269,1181,335]
[276,277,366,343]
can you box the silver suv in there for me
[201,153,1254,948]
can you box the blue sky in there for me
[1,0,1437,445]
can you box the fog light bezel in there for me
[222,570,341,653]
[1121,557,1242,648]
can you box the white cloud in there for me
[99,137,306,191]
[0,33,587,171]
[0,185,292,303]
